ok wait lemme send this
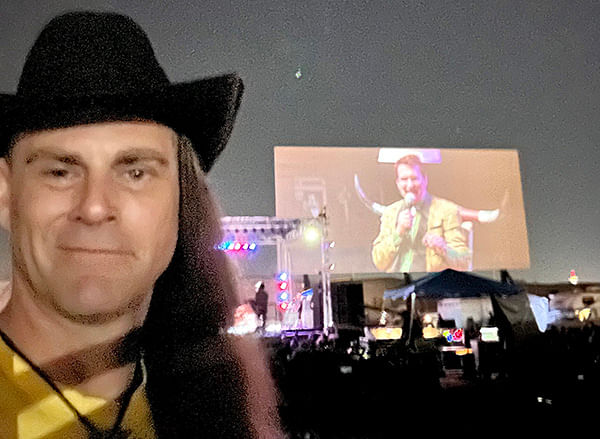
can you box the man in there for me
[372,155,471,273]
[255,282,269,329]
[0,12,279,438]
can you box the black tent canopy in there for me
[384,269,521,301]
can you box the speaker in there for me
[331,282,365,328]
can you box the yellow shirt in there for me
[0,335,156,438]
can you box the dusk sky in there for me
[1,0,598,283]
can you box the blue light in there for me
[279,291,289,301]
[249,243,257,251]
[278,272,288,282]
[218,241,231,250]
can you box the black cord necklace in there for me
[0,329,142,438]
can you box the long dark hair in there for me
[142,137,281,438]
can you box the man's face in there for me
[0,121,179,323]
[395,163,428,203]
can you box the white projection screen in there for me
[274,147,529,275]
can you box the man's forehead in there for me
[396,163,425,177]
[10,121,178,158]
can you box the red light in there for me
[278,302,289,312]
[279,281,288,290]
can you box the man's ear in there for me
[0,158,11,232]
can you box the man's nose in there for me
[69,174,117,225]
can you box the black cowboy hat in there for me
[0,11,243,172]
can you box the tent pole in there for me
[407,291,416,347]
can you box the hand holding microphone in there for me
[395,193,416,236]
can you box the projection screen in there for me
[274,147,529,275]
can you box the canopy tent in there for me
[383,269,531,347]
[383,269,521,301]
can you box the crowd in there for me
[260,321,600,437]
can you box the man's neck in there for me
[0,277,149,400]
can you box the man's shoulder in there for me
[430,195,459,211]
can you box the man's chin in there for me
[50,287,149,326]
[58,308,129,325]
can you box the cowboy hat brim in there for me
[0,73,243,172]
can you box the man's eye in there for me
[43,168,70,178]
[127,168,146,180]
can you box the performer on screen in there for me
[372,155,472,272]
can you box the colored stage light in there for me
[217,240,258,254]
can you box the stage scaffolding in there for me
[220,213,334,334]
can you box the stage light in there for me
[276,272,290,301]
[278,302,289,312]
[216,239,259,255]
[303,225,321,243]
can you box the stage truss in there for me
[220,214,334,333]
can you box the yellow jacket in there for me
[372,195,471,273]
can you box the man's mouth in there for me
[58,246,133,256]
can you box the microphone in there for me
[396,192,417,235]
[404,193,417,216]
